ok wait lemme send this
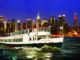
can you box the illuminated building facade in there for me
[22,20,27,30]
[32,19,35,28]
[39,22,41,27]
[0,16,4,35]
[50,17,57,34]
[11,19,16,32]
[3,18,6,34]
[63,23,69,34]
[27,19,32,28]
[51,17,57,28]
[74,12,77,27]
[17,20,21,31]
[6,20,11,33]
[74,12,78,32]
[36,12,40,27]
[62,15,65,24]
[58,15,62,26]
[41,19,48,27]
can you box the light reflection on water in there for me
[0,45,62,60]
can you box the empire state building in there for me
[74,12,77,27]
[36,12,40,27]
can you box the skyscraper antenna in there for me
[38,11,39,16]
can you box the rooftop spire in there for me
[33,19,35,23]
[36,11,40,19]
[38,11,39,16]
[74,11,77,19]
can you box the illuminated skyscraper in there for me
[0,16,4,35]
[50,17,57,34]
[51,17,57,28]
[74,12,77,27]
[62,15,65,24]
[41,19,48,27]
[11,19,16,32]
[17,20,21,31]
[36,12,40,27]
[22,20,27,30]
[27,19,32,28]
[58,15,62,26]
[6,20,11,33]
[3,18,6,34]
[32,19,35,28]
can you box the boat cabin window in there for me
[20,38,23,42]
[29,29,32,32]
[7,39,11,42]
[19,31,21,35]
[12,38,23,42]
[12,39,14,42]
[25,30,28,33]
[29,38,31,41]
[41,28,43,31]
[44,28,46,31]
[12,32,15,36]
[32,30,34,32]
[4,39,7,42]
[38,38,41,40]
[22,30,24,34]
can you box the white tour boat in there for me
[0,27,63,48]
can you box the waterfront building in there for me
[27,19,32,28]
[39,22,41,27]
[41,19,48,27]
[74,12,77,27]
[62,15,65,24]
[22,20,27,30]
[63,23,69,34]
[36,12,40,27]
[32,19,35,28]
[74,12,78,32]
[3,18,6,34]
[51,17,57,28]
[11,19,16,32]
[6,20,11,33]
[50,17,57,34]
[0,16,4,35]
[58,15,62,26]
[17,20,21,31]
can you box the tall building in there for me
[22,20,27,30]
[62,15,65,24]
[27,19,32,28]
[48,19,51,26]
[36,12,40,27]
[32,19,35,28]
[41,19,48,27]
[3,18,6,34]
[17,20,21,31]
[11,19,16,32]
[58,15,62,26]
[51,17,57,34]
[6,20,11,33]
[74,12,77,27]
[0,16,4,35]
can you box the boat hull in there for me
[0,43,62,48]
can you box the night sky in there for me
[0,0,80,27]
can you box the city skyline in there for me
[0,12,78,27]
[0,0,80,27]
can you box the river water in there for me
[0,45,62,60]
